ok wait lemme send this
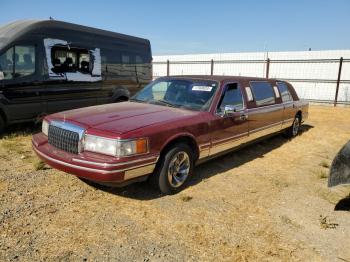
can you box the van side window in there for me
[0,47,14,80]
[51,47,90,74]
[250,81,275,106]
[276,82,293,102]
[217,83,243,113]
[122,54,130,64]
[14,46,35,78]
[0,46,35,80]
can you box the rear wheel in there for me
[287,115,301,138]
[151,143,194,194]
[114,96,128,103]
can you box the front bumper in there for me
[32,133,158,183]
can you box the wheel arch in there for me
[159,134,200,162]
[112,87,131,102]
[296,110,302,121]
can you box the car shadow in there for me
[85,124,314,200]
[334,194,350,211]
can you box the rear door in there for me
[246,81,283,140]
[209,82,249,156]
[277,81,296,129]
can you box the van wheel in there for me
[114,96,128,103]
[0,116,5,136]
[287,115,301,138]
[151,143,194,194]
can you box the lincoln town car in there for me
[32,76,309,194]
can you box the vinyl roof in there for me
[162,75,276,82]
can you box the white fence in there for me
[153,50,350,105]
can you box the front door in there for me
[0,44,45,122]
[209,82,249,156]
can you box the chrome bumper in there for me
[33,145,158,180]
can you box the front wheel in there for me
[0,116,5,136]
[151,143,194,194]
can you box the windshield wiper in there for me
[129,98,145,103]
[148,99,178,108]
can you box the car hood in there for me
[49,102,200,135]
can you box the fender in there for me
[159,132,200,157]
[111,86,130,101]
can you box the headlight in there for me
[42,120,49,136]
[83,135,148,157]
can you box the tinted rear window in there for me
[277,82,293,102]
[250,81,275,106]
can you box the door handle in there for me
[240,113,248,120]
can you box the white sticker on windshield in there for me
[192,86,213,92]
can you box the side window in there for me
[250,81,275,106]
[0,47,14,80]
[122,54,130,64]
[273,86,280,98]
[0,46,35,80]
[277,82,293,102]
[14,45,35,78]
[51,47,89,73]
[217,83,244,113]
[135,55,143,64]
[245,86,254,102]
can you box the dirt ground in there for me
[0,105,349,262]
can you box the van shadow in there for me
[84,124,314,200]
[1,122,40,138]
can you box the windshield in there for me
[132,79,219,111]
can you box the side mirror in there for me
[0,71,4,81]
[224,105,242,116]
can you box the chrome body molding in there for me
[33,145,156,177]
[198,142,211,159]
[281,117,295,129]
[199,148,210,159]
[199,119,293,159]
[210,134,249,156]
[248,121,282,141]
[124,165,156,180]
[72,155,159,168]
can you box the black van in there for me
[0,19,152,133]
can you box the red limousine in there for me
[32,76,309,194]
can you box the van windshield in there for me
[131,79,219,111]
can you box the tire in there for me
[287,115,301,138]
[114,96,128,103]
[151,143,194,194]
[0,116,5,136]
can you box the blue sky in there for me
[1,0,349,55]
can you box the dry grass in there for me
[0,106,350,261]
[180,195,193,202]
[319,160,330,168]
[319,215,339,229]
[317,169,329,179]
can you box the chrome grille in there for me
[48,125,80,154]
